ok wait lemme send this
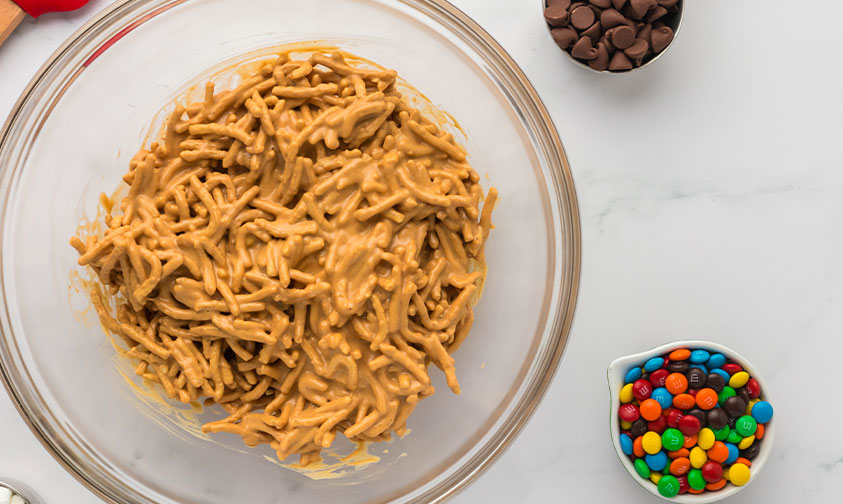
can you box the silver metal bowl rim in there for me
[540,0,685,74]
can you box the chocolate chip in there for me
[724,396,747,417]
[588,42,611,70]
[608,51,632,70]
[636,23,652,43]
[623,38,649,59]
[599,8,626,29]
[630,418,648,437]
[707,408,728,430]
[571,36,599,59]
[570,4,597,29]
[581,21,603,41]
[645,5,668,22]
[551,27,579,49]
[544,0,680,71]
[544,5,571,27]
[599,33,615,52]
[650,25,674,52]
[628,0,657,19]
[609,25,636,49]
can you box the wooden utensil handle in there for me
[0,0,26,46]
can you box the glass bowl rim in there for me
[0,0,582,502]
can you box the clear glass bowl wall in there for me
[0,0,580,502]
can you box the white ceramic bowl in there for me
[607,341,775,503]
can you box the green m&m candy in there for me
[661,428,684,451]
[736,415,758,437]
[718,386,736,406]
[634,458,651,478]
[658,474,680,497]
[687,468,706,490]
[727,428,744,444]
[714,425,730,441]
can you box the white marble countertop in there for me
[1,1,841,502]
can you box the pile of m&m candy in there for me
[617,348,774,498]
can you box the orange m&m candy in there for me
[665,373,688,395]
[705,479,727,491]
[669,457,691,476]
[707,441,729,463]
[735,457,752,468]
[633,436,645,457]
[673,393,695,410]
[640,399,662,421]
[683,434,698,449]
[669,349,691,361]
[695,388,718,410]
[668,448,689,459]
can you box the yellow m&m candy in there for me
[729,463,751,486]
[697,428,715,450]
[620,383,635,403]
[689,446,707,468]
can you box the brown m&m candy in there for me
[706,408,728,430]
[706,373,726,392]
[723,396,747,417]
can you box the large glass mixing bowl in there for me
[0,0,580,502]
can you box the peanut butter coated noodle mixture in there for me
[70,50,497,464]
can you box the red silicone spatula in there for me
[0,0,90,46]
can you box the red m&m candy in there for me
[702,461,723,483]
[678,415,701,436]
[649,369,670,388]
[666,408,684,428]
[619,403,640,422]
[746,378,761,399]
[721,363,742,376]
[648,415,667,434]
[632,379,652,401]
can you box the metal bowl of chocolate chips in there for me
[543,0,684,73]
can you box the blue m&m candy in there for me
[645,450,668,471]
[725,443,739,464]
[707,353,726,369]
[751,401,774,424]
[651,387,673,409]
[620,433,633,455]
[625,367,642,384]
[710,368,730,382]
[644,357,665,372]
[690,349,710,363]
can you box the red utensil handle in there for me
[13,0,89,17]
